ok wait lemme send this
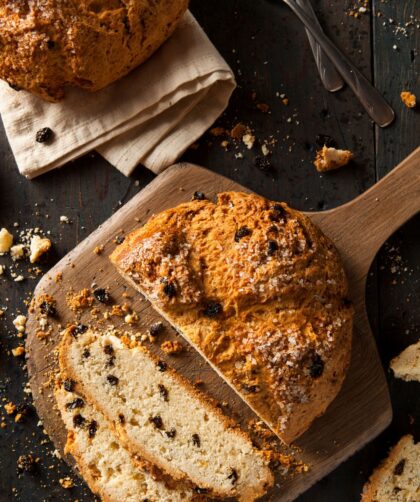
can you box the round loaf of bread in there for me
[110,191,354,444]
[0,0,189,102]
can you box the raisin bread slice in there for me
[55,384,196,502]
[59,326,274,501]
[390,341,420,382]
[361,435,420,502]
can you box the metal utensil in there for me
[283,0,395,127]
[295,0,344,92]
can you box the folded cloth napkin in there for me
[0,12,235,179]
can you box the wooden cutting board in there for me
[26,148,420,502]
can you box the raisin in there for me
[165,428,177,439]
[93,288,110,304]
[63,379,75,392]
[242,384,260,394]
[47,39,55,49]
[158,384,169,402]
[163,283,177,298]
[309,354,324,378]
[255,156,272,172]
[88,420,98,438]
[270,204,287,222]
[194,487,208,494]
[118,414,125,424]
[8,82,21,91]
[115,235,125,245]
[17,454,36,473]
[267,240,279,255]
[192,191,206,201]
[315,134,336,148]
[234,226,252,242]
[82,348,91,359]
[71,324,88,338]
[73,414,85,428]
[149,322,164,337]
[227,468,238,485]
[149,416,163,429]
[104,344,114,355]
[107,375,119,386]
[157,361,167,372]
[35,127,53,144]
[393,459,405,476]
[203,302,222,317]
[39,300,56,317]
[192,434,201,447]
[66,398,84,410]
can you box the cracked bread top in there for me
[0,0,188,101]
[110,191,354,443]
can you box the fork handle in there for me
[283,0,395,127]
[295,0,344,92]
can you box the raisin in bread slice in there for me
[59,326,274,501]
[390,341,420,382]
[361,435,420,502]
[55,384,196,502]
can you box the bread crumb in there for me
[314,146,353,172]
[29,235,51,263]
[400,91,416,108]
[0,228,13,253]
[60,215,70,224]
[243,133,256,150]
[93,245,105,255]
[4,402,16,415]
[161,340,183,355]
[230,123,248,139]
[12,346,25,357]
[256,103,270,113]
[10,244,25,261]
[124,312,138,325]
[59,477,74,489]
[13,315,27,334]
[67,289,94,311]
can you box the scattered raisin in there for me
[267,240,279,255]
[73,414,85,428]
[393,459,405,476]
[158,384,169,402]
[192,191,206,201]
[157,361,167,372]
[149,415,163,429]
[17,454,36,473]
[227,468,238,485]
[71,324,88,338]
[309,354,324,378]
[88,420,98,438]
[93,288,110,304]
[66,398,84,410]
[149,322,164,337]
[192,434,201,447]
[115,235,125,245]
[104,344,114,355]
[82,348,91,359]
[35,127,53,144]
[63,379,75,392]
[234,226,252,242]
[270,204,287,222]
[118,414,125,424]
[107,375,119,386]
[39,300,56,317]
[315,134,336,148]
[163,283,177,298]
[242,384,260,394]
[165,428,177,439]
[203,302,222,317]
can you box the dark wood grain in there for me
[0,0,419,501]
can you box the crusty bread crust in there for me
[110,191,354,443]
[59,327,274,501]
[0,0,188,101]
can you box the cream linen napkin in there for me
[0,12,235,179]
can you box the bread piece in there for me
[110,191,353,443]
[55,384,196,502]
[0,0,188,101]
[361,435,420,502]
[314,146,353,172]
[390,341,420,382]
[59,327,274,501]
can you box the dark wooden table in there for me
[0,1,418,501]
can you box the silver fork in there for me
[283,0,395,127]
[295,0,344,92]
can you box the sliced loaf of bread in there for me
[361,435,420,502]
[390,341,420,382]
[55,384,196,502]
[59,326,274,501]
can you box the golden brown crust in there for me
[0,0,189,101]
[110,191,354,443]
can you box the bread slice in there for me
[59,326,274,501]
[55,384,196,502]
[109,191,353,443]
[361,435,420,502]
[390,341,420,382]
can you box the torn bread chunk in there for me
[0,228,13,253]
[400,91,416,109]
[59,327,273,501]
[56,385,195,502]
[361,435,420,502]
[390,341,420,382]
[314,146,353,172]
[29,235,52,263]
